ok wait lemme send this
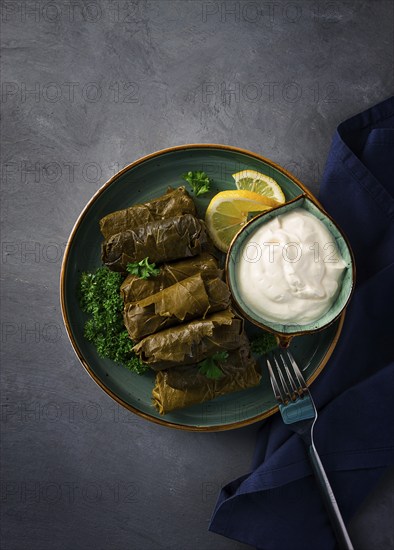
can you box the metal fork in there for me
[267,351,354,550]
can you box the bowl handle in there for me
[278,335,293,348]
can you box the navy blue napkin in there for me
[209,97,394,550]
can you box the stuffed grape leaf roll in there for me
[99,186,196,239]
[102,214,208,272]
[120,253,220,304]
[152,336,261,414]
[123,272,230,341]
[132,309,244,370]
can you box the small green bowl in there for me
[226,195,356,346]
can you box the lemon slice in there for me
[232,169,285,204]
[205,190,279,252]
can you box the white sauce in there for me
[236,208,346,325]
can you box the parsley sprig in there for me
[126,257,160,279]
[250,332,278,355]
[182,171,211,196]
[198,351,229,380]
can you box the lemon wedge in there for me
[205,190,279,252]
[232,169,285,204]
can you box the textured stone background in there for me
[1,1,393,549]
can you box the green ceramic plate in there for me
[60,144,345,431]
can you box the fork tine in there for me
[273,356,292,402]
[267,358,284,403]
[279,354,298,394]
[286,351,308,391]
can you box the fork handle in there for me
[308,444,354,550]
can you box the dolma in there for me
[123,272,231,341]
[133,309,244,370]
[152,336,261,414]
[120,252,220,304]
[99,187,196,239]
[102,214,208,272]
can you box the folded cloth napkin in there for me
[209,96,394,550]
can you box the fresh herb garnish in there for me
[250,332,278,355]
[80,267,148,374]
[126,257,160,279]
[198,351,229,380]
[182,171,211,196]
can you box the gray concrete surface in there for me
[1,1,393,549]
